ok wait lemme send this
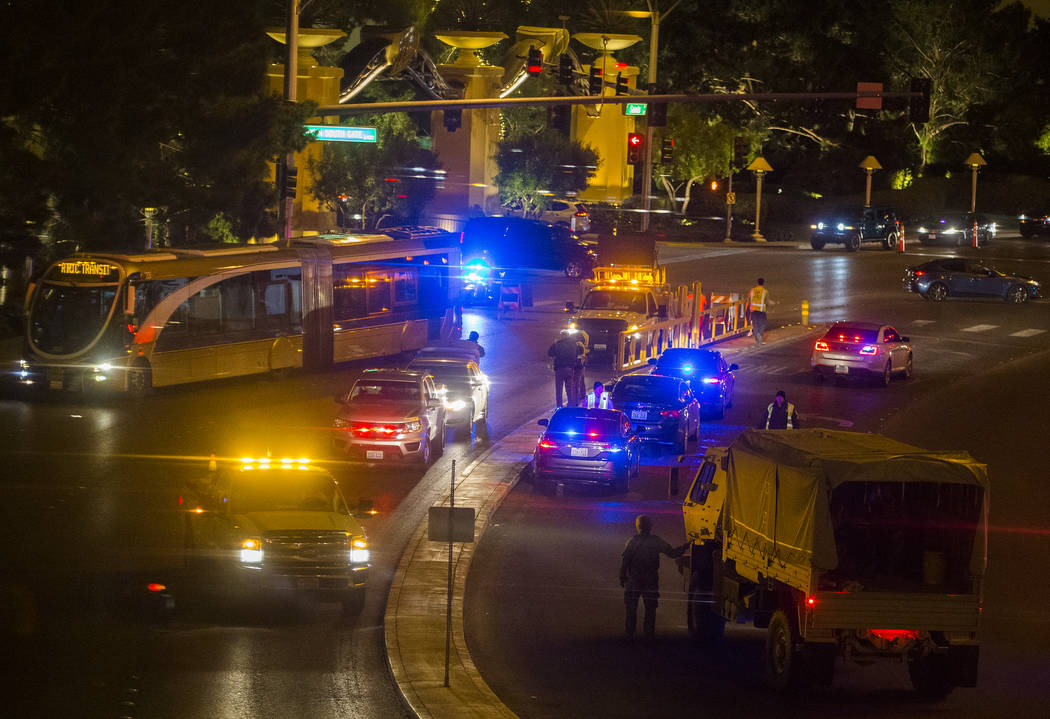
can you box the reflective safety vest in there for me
[749,285,769,312]
[765,401,795,429]
[585,391,612,409]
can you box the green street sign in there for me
[623,103,648,116]
[305,125,377,143]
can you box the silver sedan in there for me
[811,322,913,387]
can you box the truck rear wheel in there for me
[908,653,954,699]
[764,609,807,692]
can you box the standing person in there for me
[747,277,775,345]
[466,330,485,358]
[571,330,589,406]
[548,333,583,407]
[619,515,689,641]
[583,380,612,409]
[762,390,800,429]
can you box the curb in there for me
[384,419,544,719]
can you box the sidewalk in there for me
[382,322,819,719]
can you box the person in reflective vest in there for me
[584,380,612,409]
[747,277,773,345]
[763,390,799,429]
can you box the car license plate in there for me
[570,447,589,457]
[593,343,607,351]
[929,232,937,238]
[366,450,384,460]
[631,410,647,420]
[835,364,849,374]
[298,577,319,589]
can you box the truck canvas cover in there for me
[725,429,988,576]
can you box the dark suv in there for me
[460,217,597,279]
[1018,209,1050,238]
[810,206,904,251]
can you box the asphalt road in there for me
[464,236,1050,719]
[2,235,1049,717]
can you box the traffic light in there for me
[732,136,748,168]
[589,66,603,95]
[558,54,573,86]
[649,101,667,127]
[615,72,629,96]
[661,138,674,163]
[909,77,931,124]
[443,108,462,132]
[526,46,543,76]
[627,132,645,164]
[281,165,298,199]
[548,105,571,136]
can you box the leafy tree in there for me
[655,106,742,214]
[309,92,439,229]
[493,130,599,216]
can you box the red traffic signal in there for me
[627,132,645,164]
[527,46,543,76]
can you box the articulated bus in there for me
[20,231,460,394]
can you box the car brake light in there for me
[588,431,599,438]
[702,377,720,384]
[814,340,829,351]
[660,409,680,418]
[575,211,588,217]
[538,436,558,450]
[859,345,879,355]
[914,270,926,277]
[806,596,816,607]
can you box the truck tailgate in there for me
[810,592,980,632]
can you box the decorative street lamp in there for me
[747,156,773,242]
[966,152,987,248]
[858,155,882,208]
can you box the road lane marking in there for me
[1010,329,1047,337]
[961,324,998,333]
[910,319,936,326]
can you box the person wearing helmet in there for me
[619,514,689,640]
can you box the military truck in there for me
[680,429,987,696]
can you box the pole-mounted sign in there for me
[305,125,378,143]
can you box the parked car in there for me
[647,347,737,419]
[406,356,489,432]
[182,458,370,615]
[609,373,700,453]
[810,206,904,251]
[1018,208,1050,238]
[331,368,446,466]
[903,258,1041,304]
[460,217,597,279]
[503,199,592,234]
[913,213,995,246]
[532,407,640,493]
[811,322,913,387]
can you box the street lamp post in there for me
[747,156,772,242]
[966,152,987,248]
[281,0,300,242]
[627,1,681,233]
[859,155,882,208]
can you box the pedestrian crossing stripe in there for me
[1010,329,1047,337]
[961,324,998,333]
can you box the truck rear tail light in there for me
[814,340,829,352]
[868,629,918,642]
[859,345,879,355]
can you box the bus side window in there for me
[333,265,367,321]
[219,274,254,337]
[188,287,222,337]
[689,462,717,505]
[366,271,391,314]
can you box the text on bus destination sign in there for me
[56,260,120,280]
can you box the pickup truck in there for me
[679,429,987,696]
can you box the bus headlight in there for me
[240,538,263,564]
[350,538,370,564]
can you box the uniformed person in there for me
[619,515,689,640]
[548,333,583,407]
[583,380,612,409]
[763,390,800,429]
[747,277,774,345]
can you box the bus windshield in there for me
[30,283,119,355]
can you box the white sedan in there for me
[811,322,913,387]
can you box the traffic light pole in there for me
[639,8,660,233]
[281,0,299,242]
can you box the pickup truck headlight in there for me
[240,538,263,564]
[350,538,370,564]
[404,420,422,432]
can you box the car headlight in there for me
[446,399,467,412]
[350,538,370,564]
[404,420,422,432]
[240,538,263,564]
[1018,214,1027,220]
[943,227,960,234]
[916,226,927,234]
